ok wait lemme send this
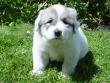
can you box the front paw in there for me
[58,72,67,78]
[61,66,75,75]
[29,69,43,76]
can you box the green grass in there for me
[0,23,110,83]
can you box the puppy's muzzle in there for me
[54,29,62,38]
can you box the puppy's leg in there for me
[61,54,79,75]
[30,50,49,75]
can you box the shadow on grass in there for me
[73,51,99,82]
[48,51,99,82]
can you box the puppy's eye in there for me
[62,18,69,24]
[46,19,53,24]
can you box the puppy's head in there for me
[35,4,79,41]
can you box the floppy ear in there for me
[67,8,80,32]
[34,10,44,33]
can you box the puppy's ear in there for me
[67,8,80,32]
[34,10,44,33]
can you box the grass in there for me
[0,23,110,83]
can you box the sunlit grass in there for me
[0,23,110,82]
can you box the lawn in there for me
[0,23,110,83]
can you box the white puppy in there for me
[31,4,88,76]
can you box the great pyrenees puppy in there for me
[30,4,88,76]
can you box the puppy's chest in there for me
[48,46,66,61]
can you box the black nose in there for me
[54,29,62,37]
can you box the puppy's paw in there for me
[29,70,43,76]
[58,72,71,79]
[61,65,75,76]
[58,72,67,78]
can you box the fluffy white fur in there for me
[30,4,88,76]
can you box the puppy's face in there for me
[35,5,79,41]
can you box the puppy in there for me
[30,4,88,76]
